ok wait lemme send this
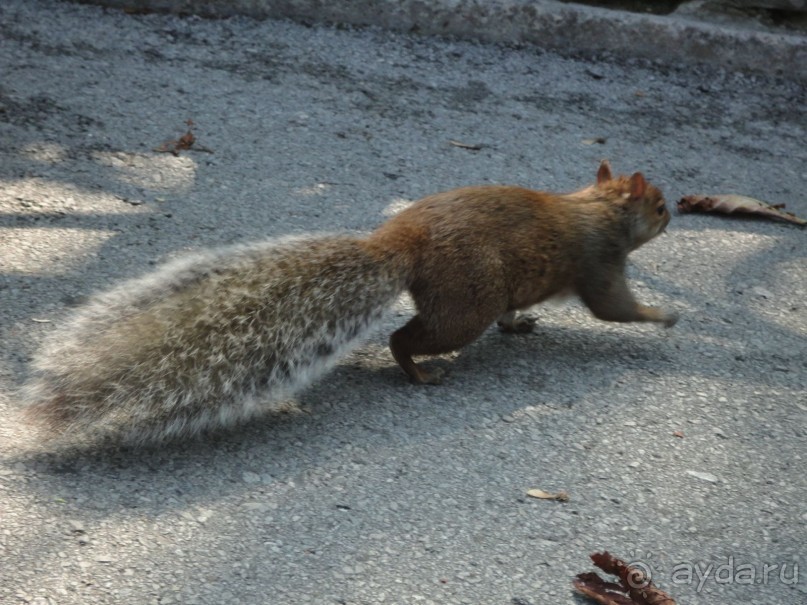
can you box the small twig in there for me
[448,139,483,151]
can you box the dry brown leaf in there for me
[678,194,806,226]
[174,130,196,151]
[526,488,569,502]
[574,551,678,605]
[672,431,684,439]
[155,119,213,156]
[573,572,635,605]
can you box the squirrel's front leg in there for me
[579,272,678,328]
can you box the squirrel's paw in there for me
[497,312,536,334]
[661,311,679,328]
[411,365,446,385]
[640,305,679,328]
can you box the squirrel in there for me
[21,160,678,445]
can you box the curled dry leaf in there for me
[174,130,196,152]
[154,119,213,156]
[526,488,569,502]
[573,551,677,605]
[573,572,635,605]
[678,194,806,227]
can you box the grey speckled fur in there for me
[22,235,405,445]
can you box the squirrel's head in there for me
[596,160,671,249]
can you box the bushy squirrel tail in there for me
[21,235,407,446]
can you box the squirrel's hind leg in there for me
[496,310,536,334]
[389,314,491,384]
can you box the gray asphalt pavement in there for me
[1,1,805,604]
[79,0,807,81]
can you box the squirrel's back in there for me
[23,235,406,445]
[370,183,633,308]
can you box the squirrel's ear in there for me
[597,160,612,184]
[629,172,647,199]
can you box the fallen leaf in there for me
[583,137,607,145]
[678,194,806,227]
[175,130,196,151]
[574,551,677,605]
[672,431,684,439]
[155,119,213,156]
[31,318,52,323]
[573,572,635,605]
[527,488,569,502]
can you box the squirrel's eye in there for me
[656,205,666,216]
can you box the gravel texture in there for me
[77,0,807,80]
[0,1,805,604]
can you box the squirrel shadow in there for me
[2,303,795,590]
[10,317,678,474]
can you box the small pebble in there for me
[242,471,261,484]
[686,470,719,484]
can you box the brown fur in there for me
[367,160,676,383]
